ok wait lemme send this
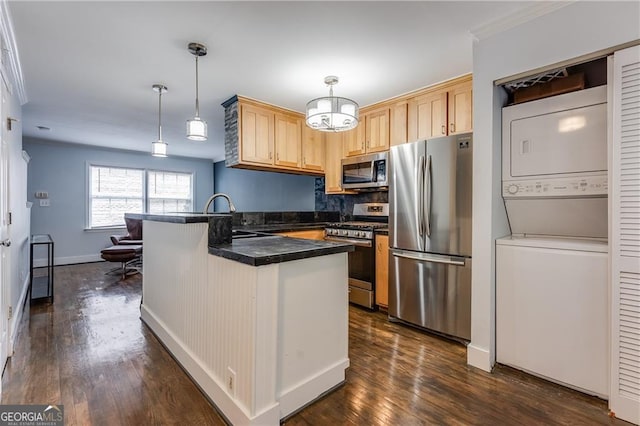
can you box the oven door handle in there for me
[391,249,466,266]
[325,236,373,248]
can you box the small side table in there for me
[30,234,54,304]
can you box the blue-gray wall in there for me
[24,137,214,264]
[213,161,315,212]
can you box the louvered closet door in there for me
[611,45,640,425]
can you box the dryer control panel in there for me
[503,175,608,198]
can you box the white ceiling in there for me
[10,1,534,162]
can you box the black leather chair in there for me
[104,217,143,279]
[110,217,143,245]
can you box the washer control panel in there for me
[503,175,608,198]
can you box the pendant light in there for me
[186,42,207,141]
[306,76,359,132]
[151,84,168,157]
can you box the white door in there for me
[0,74,9,374]
[610,45,640,425]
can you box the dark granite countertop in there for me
[209,235,353,266]
[125,212,228,224]
[126,212,350,266]
[375,228,389,235]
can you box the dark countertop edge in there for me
[125,214,330,230]
[236,223,329,233]
[208,241,354,266]
[375,228,389,235]
[125,213,229,224]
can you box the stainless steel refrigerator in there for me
[388,133,472,341]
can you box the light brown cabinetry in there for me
[343,106,390,157]
[407,76,473,142]
[375,234,389,309]
[274,113,302,168]
[276,229,326,240]
[239,102,274,165]
[447,78,473,135]
[301,125,325,172]
[324,132,355,194]
[408,89,448,141]
[224,96,325,175]
[391,101,408,146]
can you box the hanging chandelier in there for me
[186,42,207,141]
[305,76,359,132]
[151,84,168,157]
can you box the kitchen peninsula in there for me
[126,213,353,425]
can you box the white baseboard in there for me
[9,273,30,355]
[278,358,348,419]
[33,254,103,268]
[467,343,493,372]
[140,305,281,426]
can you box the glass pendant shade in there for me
[151,140,168,157]
[186,117,207,141]
[306,76,359,132]
[151,84,168,157]
[187,42,207,141]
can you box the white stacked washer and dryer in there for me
[496,85,609,398]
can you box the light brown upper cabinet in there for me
[274,112,302,168]
[324,132,354,194]
[301,125,325,172]
[408,89,448,141]
[239,102,275,165]
[344,106,390,157]
[407,75,473,142]
[224,96,324,176]
[391,101,408,146]
[447,78,473,135]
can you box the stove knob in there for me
[359,231,365,238]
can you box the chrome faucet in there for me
[203,193,237,214]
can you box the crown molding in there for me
[0,0,26,105]
[470,1,576,42]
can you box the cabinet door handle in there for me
[450,123,455,133]
[269,152,273,160]
[441,125,446,135]
[276,153,279,161]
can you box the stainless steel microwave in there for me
[341,152,388,190]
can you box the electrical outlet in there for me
[40,199,50,207]
[226,367,236,396]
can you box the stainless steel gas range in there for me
[324,203,388,309]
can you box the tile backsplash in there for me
[314,178,388,220]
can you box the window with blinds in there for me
[88,166,193,228]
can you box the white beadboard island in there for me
[126,213,353,425]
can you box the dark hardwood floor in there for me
[1,262,626,425]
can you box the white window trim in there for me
[86,162,195,229]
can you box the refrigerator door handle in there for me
[425,154,432,237]
[418,155,425,237]
[391,249,467,266]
